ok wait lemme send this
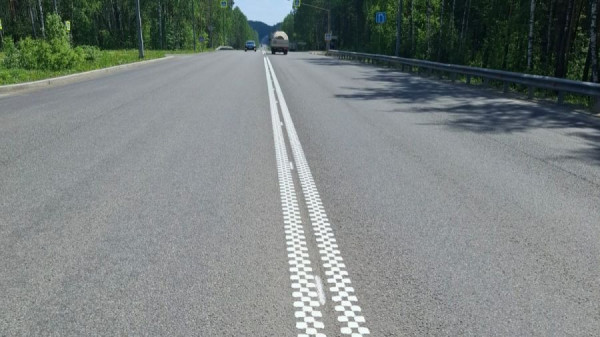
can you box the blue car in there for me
[245,40,256,52]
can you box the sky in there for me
[233,0,293,26]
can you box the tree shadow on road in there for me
[327,64,600,166]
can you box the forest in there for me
[0,0,258,51]
[281,0,599,82]
[0,1,597,83]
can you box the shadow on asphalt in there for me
[306,58,600,166]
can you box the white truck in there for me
[270,31,289,55]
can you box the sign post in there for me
[192,0,196,52]
[297,2,331,51]
[221,1,227,46]
[135,0,144,58]
[375,12,386,53]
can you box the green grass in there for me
[0,49,189,85]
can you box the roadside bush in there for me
[76,45,101,61]
[3,14,83,71]
[2,38,21,68]
[16,38,42,69]
[44,13,82,70]
[45,14,68,42]
[48,38,82,70]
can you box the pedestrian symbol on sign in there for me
[375,12,386,24]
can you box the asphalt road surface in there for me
[2,49,600,336]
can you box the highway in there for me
[1,50,600,336]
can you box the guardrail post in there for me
[401,64,405,72]
[503,82,509,93]
[466,75,471,84]
[451,73,457,83]
[528,86,534,99]
[483,78,489,86]
[558,91,564,104]
[594,98,600,114]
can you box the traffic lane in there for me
[0,54,222,164]
[269,53,600,335]
[1,52,238,246]
[1,50,295,336]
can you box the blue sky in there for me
[234,0,293,26]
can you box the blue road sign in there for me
[375,12,386,24]
[220,1,227,8]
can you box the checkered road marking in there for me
[265,58,326,337]
[267,57,370,336]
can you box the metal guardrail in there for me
[327,50,600,113]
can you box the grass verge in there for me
[0,49,178,85]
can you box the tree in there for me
[38,0,45,38]
[527,0,536,70]
[590,0,598,82]
[396,0,402,56]
[438,0,445,61]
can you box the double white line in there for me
[264,57,370,337]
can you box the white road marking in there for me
[290,161,295,171]
[266,57,371,336]
[264,58,326,337]
[315,276,327,306]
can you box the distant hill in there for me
[248,21,282,45]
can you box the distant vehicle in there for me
[245,40,256,52]
[270,31,289,55]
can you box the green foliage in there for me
[76,45,101,62]
[1,0,593,83]
[45,14,68,42]
[17,38,42,70]
[286,0,597,82]
[2,38,21,69]
[0,0,259,53]
[2,14,81,71]
[0,50,166,85]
